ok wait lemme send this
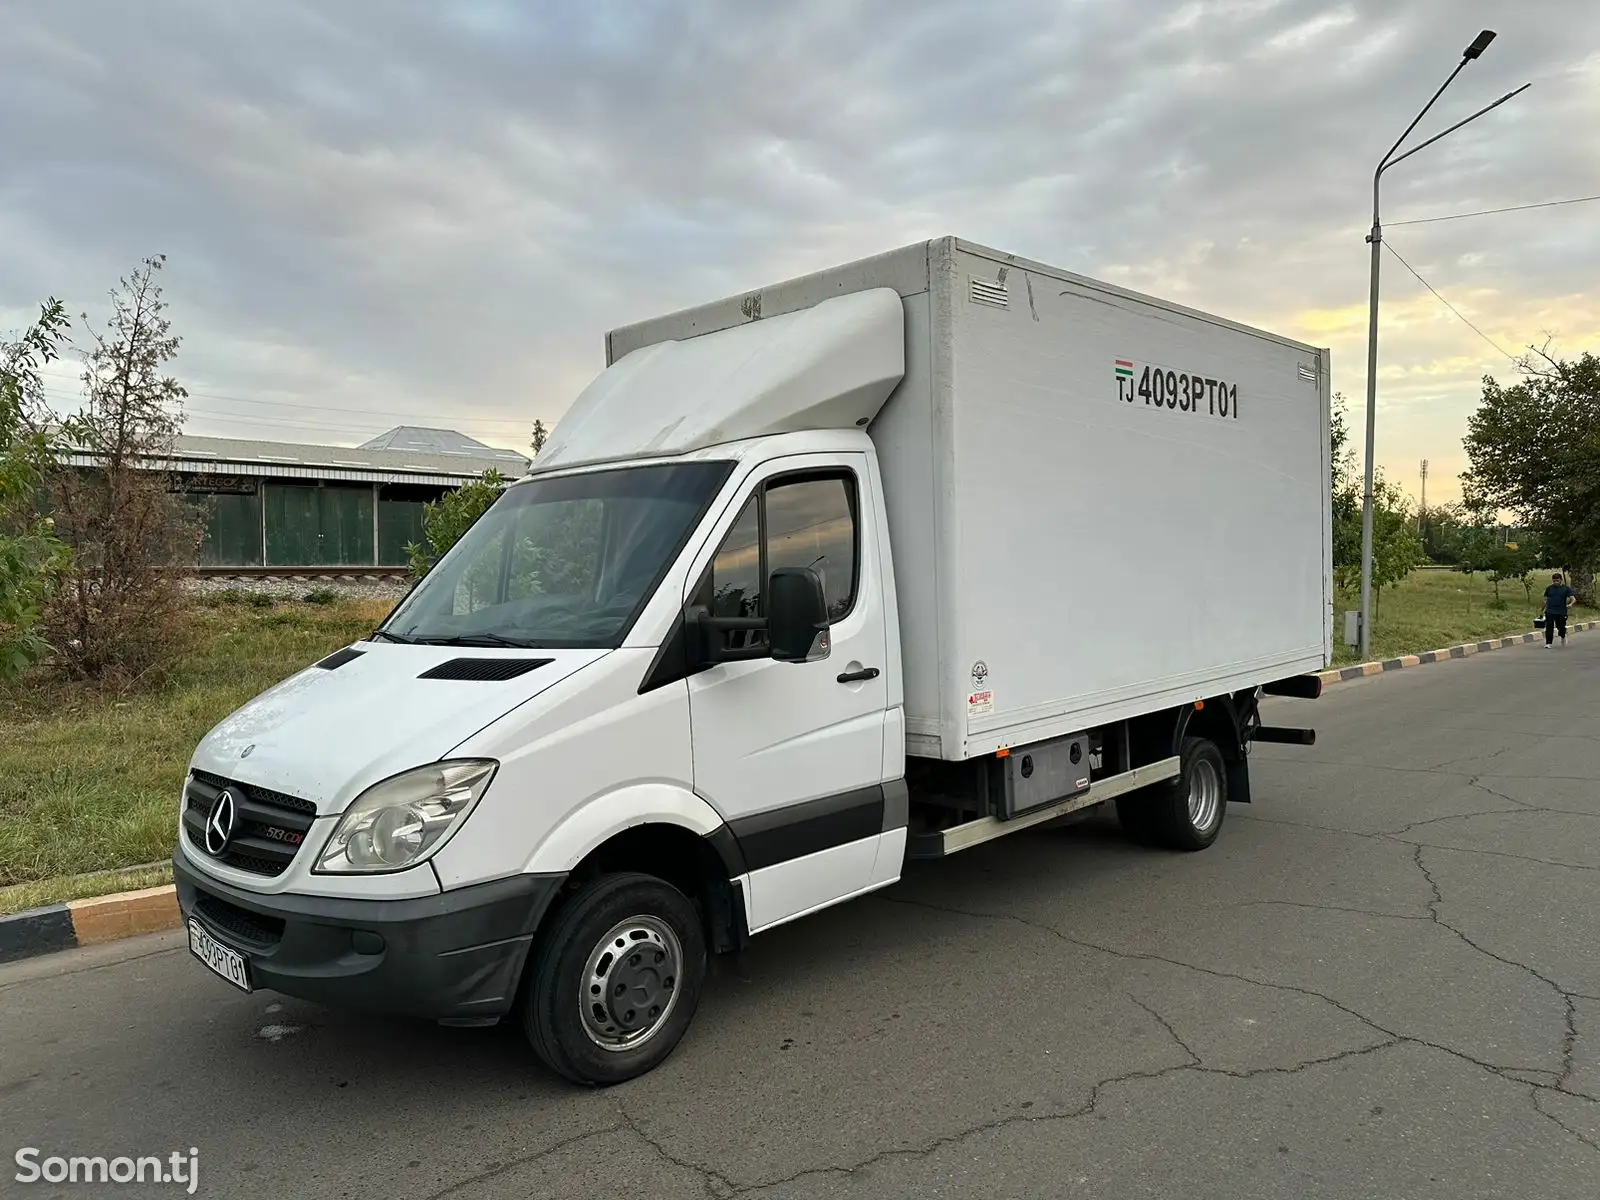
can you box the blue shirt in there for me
[1545,584,1575,616]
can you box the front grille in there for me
[191,770,316,816]
[193,892,286,949]
[183,772,317,878]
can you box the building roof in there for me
[357,426,506,455]
[65,426,531,487]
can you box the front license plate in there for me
[188,919,252,992]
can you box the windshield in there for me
[383,461,733,649]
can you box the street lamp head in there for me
[1463,30,1496,60]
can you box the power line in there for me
[1387,193,1600,226]
[1381,241,1517,362]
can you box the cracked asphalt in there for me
[3,637,1597,1198]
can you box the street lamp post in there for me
[1357,29,1528,661]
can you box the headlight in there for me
[314,760,497,874]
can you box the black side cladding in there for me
[728,786,888,873]
[418,658,552,682]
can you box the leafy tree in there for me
[1329,396,1362,579]
[0,300,72,679]
[1367,477,1426,617]
[530,418,549,456]
[406,469,504,579]
[1452,522,1497,579]
[1485,543,1533,607]
[1463,349,1600,604]
[45,256,201,680]
[1329,394,1425,610]
[1420,503,1465,565]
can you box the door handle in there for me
[836,667,880,684]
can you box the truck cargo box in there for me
[608,237,1332,761]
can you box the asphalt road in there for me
[4,637,1598,1199]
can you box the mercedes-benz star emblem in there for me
[205,789,238,856]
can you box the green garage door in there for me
[377,498,427,566]
[265,485,375,566]
[197,492,263,566]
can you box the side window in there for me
[708,497,763,650]
[699,472,859,648]
[765,477,857,620]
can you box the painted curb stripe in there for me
[1322,619,1593,688]
[67,885,182,947]
[0,904,77,965]
[0,885,181,966]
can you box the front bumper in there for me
[173,853,565,1022]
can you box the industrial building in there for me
[67,426,530,569]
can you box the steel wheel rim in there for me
[579,915,683,1052]
[1187,757,1222,832]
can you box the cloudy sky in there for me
[3,0,1596,503]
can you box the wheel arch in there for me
[1131,691,1259,806]
[525,785,750,955]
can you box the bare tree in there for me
[46,256,200,680]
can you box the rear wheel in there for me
[1116,735,1228,851]
[521,872,707,1086]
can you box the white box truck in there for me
[173,237,1331,1085]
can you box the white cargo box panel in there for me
[889,241,1330,759]
[606,237,1332,761]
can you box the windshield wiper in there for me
[415,633,541,649]
[368,629,415,644]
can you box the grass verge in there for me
[0,863,174,916]
[1331,568,1592,666]
[0,598,391,898]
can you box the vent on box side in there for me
[315,647,365,671]
[418,657,552,682]
[969,277,1009,308]
[1298,362,1318,381]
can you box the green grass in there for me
[0,600,392,900]
[1332,568,1593,666]
[0,863,174,916]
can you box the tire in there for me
[1116,735,1228,852]
[521,872,707,1086]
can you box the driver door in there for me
[686,454,891,933]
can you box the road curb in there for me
[1316,619,1597,688]
[0,885,180,965]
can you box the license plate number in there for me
[188,919,251,992]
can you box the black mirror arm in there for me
[700,615,766,634]
[689,609,771,666]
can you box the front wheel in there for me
[521,872,707,1086]
[1116,735,1228,851]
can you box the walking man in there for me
[1544,572,1576,648]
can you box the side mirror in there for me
[767,567,831,663]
